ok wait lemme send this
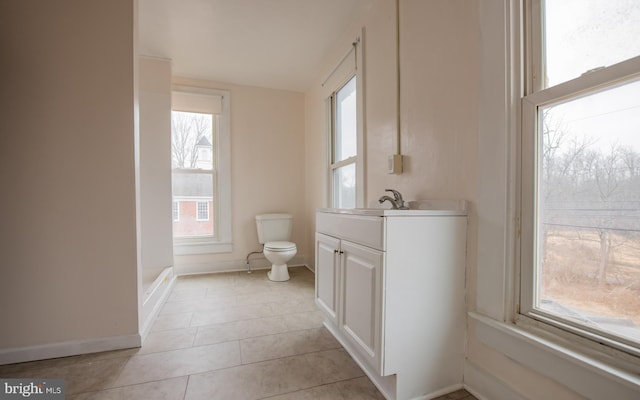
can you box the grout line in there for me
[182,375,190,400]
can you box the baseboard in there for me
[0,334,141,366]
[463,358,527,400]
[174,255,308,276]
[140,269,177,341]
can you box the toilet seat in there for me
[264,241,296,252]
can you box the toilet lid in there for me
[264,241,296,251]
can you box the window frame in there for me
[518,0,640,356]
[325,33,365,209]
[171,87,232,255]
[329,75,358,208]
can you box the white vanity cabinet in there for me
[315,207,467,400]
[316,230,384,370]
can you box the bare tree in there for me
[171,112,212,169]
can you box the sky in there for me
[544,0,640,153]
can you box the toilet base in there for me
[268,264,290,282]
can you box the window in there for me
[331,76,357,208]
[172,201,179,222]
[325,35,364,209]
[521,0,640,353]
[196,201,209,221]
[171,87,232,254]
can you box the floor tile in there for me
[282,310,325,330]
[138,327,197,354]
[160,296,236,315]
[18,356,130,395]
[304,348,364,384]
[185,353,322,400]
[193,316,290,346]
[332,376,387,400]
[151,312,193,332]
[190,303,276,327]
[269,297,318,315]
[166,288,207,303]
[68,376,188,400]
[111,342,241,387]
[239,327,340,364]
[260,382,341,400]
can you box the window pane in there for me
[171,111,214,170]
[333,163,356,209]
[196,201,209,221]
[544,0,640,88]
[335,77,357,162]
[536,79,640,343]
[171,171,214,238]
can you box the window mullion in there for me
[331,156,357,170]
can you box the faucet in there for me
[378,189,409,209]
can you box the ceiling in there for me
[138,0,375,92]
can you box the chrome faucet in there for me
[378,189,409,210]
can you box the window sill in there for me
[469,312,640,399]
[173,240,232,255]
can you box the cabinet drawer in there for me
[316,212,385,250]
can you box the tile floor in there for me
[0,266,477,400]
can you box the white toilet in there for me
[255,213,297,282]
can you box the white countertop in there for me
[318,200,468,217]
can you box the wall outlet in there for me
[388,154,403,174]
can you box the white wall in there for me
[305,0,479,268]
[171,77,306,274]
[139,56,174,283]
[0,0,140,363]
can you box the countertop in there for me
[317,200,468,217]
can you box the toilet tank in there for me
[255,213,293,244]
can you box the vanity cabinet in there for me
[315,208,467,400]
[316,231,384,370]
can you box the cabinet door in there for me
[315,232,341,325]
[340,240,384,373]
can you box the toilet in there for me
[255,213,297,282]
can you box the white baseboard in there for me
[463,359,527,400]
[174,255,308,276]
[140,268,176,341]
[0,334,141,366]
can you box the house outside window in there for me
[520,0,640,353]
[172,201,179,222]
[171,87,232,254]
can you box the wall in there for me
[0,0,140,363]
[139,56,174,285]
[172,77,306,274]
[305,0,478,267]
